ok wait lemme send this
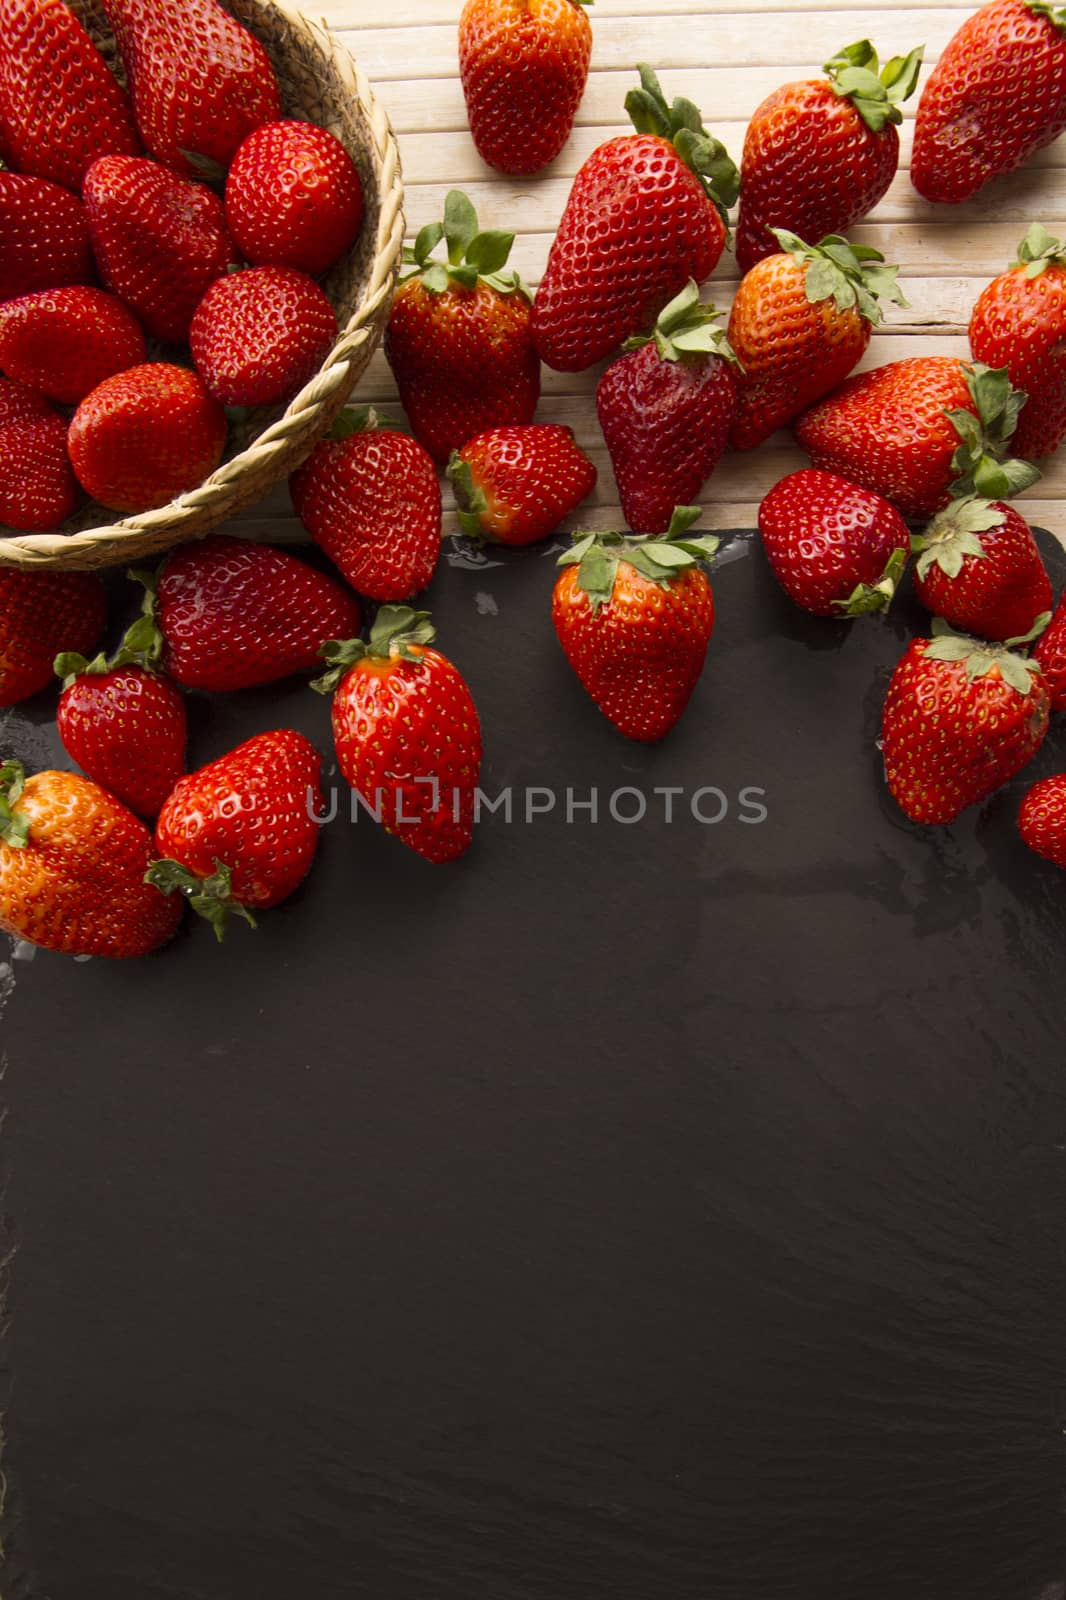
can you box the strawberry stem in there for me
[946,364,1042,502]
[559,511,719,613]
[1011,221,1066,276]
[145,858,256,942]
[623,279,740,364]
[0,759,29,850]
[624,66,739,219]
[447,454,491,540]
[770,230,908,327]
[400,191,530,300]
[823,40,924,133]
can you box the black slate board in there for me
[2,527,1065,1600]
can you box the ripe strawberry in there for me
[912,0,1066,203]
[148,729,323,936]
[155,535,361,693]
[189,266,337,407]
[795,359,1040,520]
[0,0,139,193]
[735,41,923,273]
[911,497,1053,641]
[316,607,482,865]
[0,566,106,706]
[225,120,364,277]
[596,281,737,535]
[1018,772,1066,867]
[969,223,1066,458]
[0,377,78,531]
[68,363,227,514]
[100,0,280,176]
[729,232,906,451]
[552,508,719,741]
[757,469,909,618]
[0,760,181,958]
[384,191,540,463]
[447,423,596,546]
[0,287,146,405]
[458,0,592,175]
[83,156,238,344]
[290,408,442,602]
[0,173,93,300]
[532,66,739,372]
[880,624,1050,824]
[1032,591,1066,709]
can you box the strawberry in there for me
[757,468,909,618]
[315,607,482,865]
[458,0,592,175]
[0,377,78,531]
[0,286,146,406]
[83,155,238,344]
[99,0,280,177]
[595,281,737,536]
[0,173,93,300]
[1032,590,1066,709]
[0,566,106,706]
[735,41,923,274]
[912,0,1066,203]
[0,0,139,193]
[189,265,337,407]
[969,223,1066,458]
[0,760,181,958]
[729,232,906,451]
[911,497,1053,641]
[384,191,539,463]
[290,408,442,602]
[795,359,1040,520]
[552,508,719,741]
[148,729,323,937]
[447,423,596,546]
[880,623,1050,824]
[532,66,738,372]
[225,120,365,277]
[68,363,227,514]
[1018,772,1066,867]
[155,535,361,693]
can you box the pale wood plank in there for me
[323,0,976,24]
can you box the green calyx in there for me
[447,453,490,541]
[911,496,1005,581]
[771,229,908,327]
[399,191,529,300]
[1011,221,1066,277]
[55,567,165,686]
[311,606,437,693]
[623,279,740,365]
[624,65,740,221]
[831,545,908,617]
[1025,0,1066,38]
[924,617,1047,696]
[328,404,406,440]
[823,40,925,133]
[946,363,1043,502]
[144,858,256,943]
[558,507,720,614]
[0,758,29,850]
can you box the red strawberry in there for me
[0,759,181,958]
[736,41,923,273]
[1032,590,1066,709]
[99,0,280,176]
[552,509,719,741]
[447,423,596,546]
[290,408,442,602]
[155,535,361,693]
[969,223,1066,458]
[384,191,540,463]
[225,120,364,277]
[0,377,78,531]
[729,232,906,451]
[148,729,323,936]
[911,497,1053,641]
[316,607,482,865]
[532,66,738,372]
[0,566,106,706]
[0,286,146,405]
[912,0,1066,202]
[880,624,1050,824]
[83,156,238,344]
[68,363,227,514]
[596,281,737,535]
[0,173,93,300]
[189,265,337,407]
[795,359,1040,520]
[458,0,592,175]
[0,0,139,193]
[1018,771,1066,867]
[757,469,909,618]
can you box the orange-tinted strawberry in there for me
[969,224,1066,458]
[911,497,1053,642]
[0,566,106,706]
[1018,771,1066,867]
[225,120,364,277]
[189,265,337,408]
[0,173,93,300]
[757,469,909,618]
[1033,591,1066,709]
[458,0,592,175]
[448,423,596,546]
[0,377,78,531]
[0,286,146,406]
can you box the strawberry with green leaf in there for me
[447,423,596,546]
[969,223,1066,458]
[911,497,1053,642]
[758,469,910,618]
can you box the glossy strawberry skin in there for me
[912,0,1066,202]
[914,502,1053,641]
[0,568,106,706]
[0,174,93,301]
[1033,592,1066,709]
[969,260,1066,458]
[0,287,146,406]
[454,424,597,545]
[290,428,442,601]
[190,266,338,407]
[458,0,592,175]
[1018,772,1066,867]
[157,535,362,693]
[225,121,365,277]
[532,134,728,372]
[0,377,79,531]
[736,80,899,274]
[758,469,909,616]
[596,343,736,534]
[57,667,187,818]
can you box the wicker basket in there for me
[0,0,404,571]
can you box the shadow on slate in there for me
[1,527,1065,1600]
